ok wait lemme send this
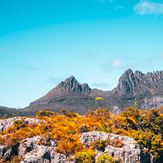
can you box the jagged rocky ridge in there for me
[1,69,163,116]
[21,69,163,115]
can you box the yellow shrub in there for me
[95,97,104,101]
[75,149,95,163]
[96,154,117,163]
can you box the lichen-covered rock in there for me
[0,145,7,156]
[0,117,21,132]
[21,145,70,163]
[0,117,43,132]
[19,136,42,157]
[3,148,12,161]
[80,131,143,163]
[2,145,18,161]
[18,136,70,163]
[51,152,68,163]
[22,145,50,163]
[80,131,109,147]
[23,118,43,125]
[105,133,141,163]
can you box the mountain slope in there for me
[21,69,163,115]
[23,76,97,115]
[113,69,163,97]
[0,106,21,117]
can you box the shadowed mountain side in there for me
[0,106,22,117]
[21,69,163,115]
[1,69,163,116]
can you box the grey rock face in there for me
[0,117,21,132]
[0,132,153,163]
[22,145,70,163]
[0,145,7,157]
[22,145,51,163]
[80,131,109,147]
[114,69,163,97]
[105,134,140,163]
[19,136,42,157]
[18,136,70,163]
[0,117,43,132]
[57,76,91,94]
[80,131,150,163]
[4,148,12,161]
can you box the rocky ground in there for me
[0,116,153,163]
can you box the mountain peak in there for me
[65,75,76,82]
[124,68,133,74]
[60,76,78,86]
[32,76,92,104]
[114,69,137,97]
[28,69,163,114]
[57,76,91,94]
[114,69,163,97]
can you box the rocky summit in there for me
[1,69,163,116]
[20,69,163,115]
[113,69,163,97]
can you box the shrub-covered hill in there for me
[0,107,162,163]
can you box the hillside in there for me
[1,69,163,116]
[0,107,162,162]
[0,106,21,117]
[22,69,163,115]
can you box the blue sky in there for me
[0,0,163,108]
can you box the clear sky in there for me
[0,0,163,108]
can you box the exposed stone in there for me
[18,136,70,163]
[114,69,163,98]
[22,145,71,163]
[51,152,69,163]
[0,117,21,132]
[19,136,42,157]
[80,131,147,163]
[0,117,43,132]
[23,145,50,163]
[3,148,12,161]
[23,118,43,125]
[0,145,7,156]
[80,131,109,147]
[3,145,18,161]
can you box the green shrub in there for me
[75,150,95,163]
[90,140,107,152]
[96,154,117,163]
[14,119,26,130]
[36,110,55,117]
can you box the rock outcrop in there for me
[0,117,43,132]
[113,69,163,97]
[19,136,42,157]
[80,131,151,163]
[19,136,69,163]
[0,117,154,163]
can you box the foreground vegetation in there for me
[0,107,162,162]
